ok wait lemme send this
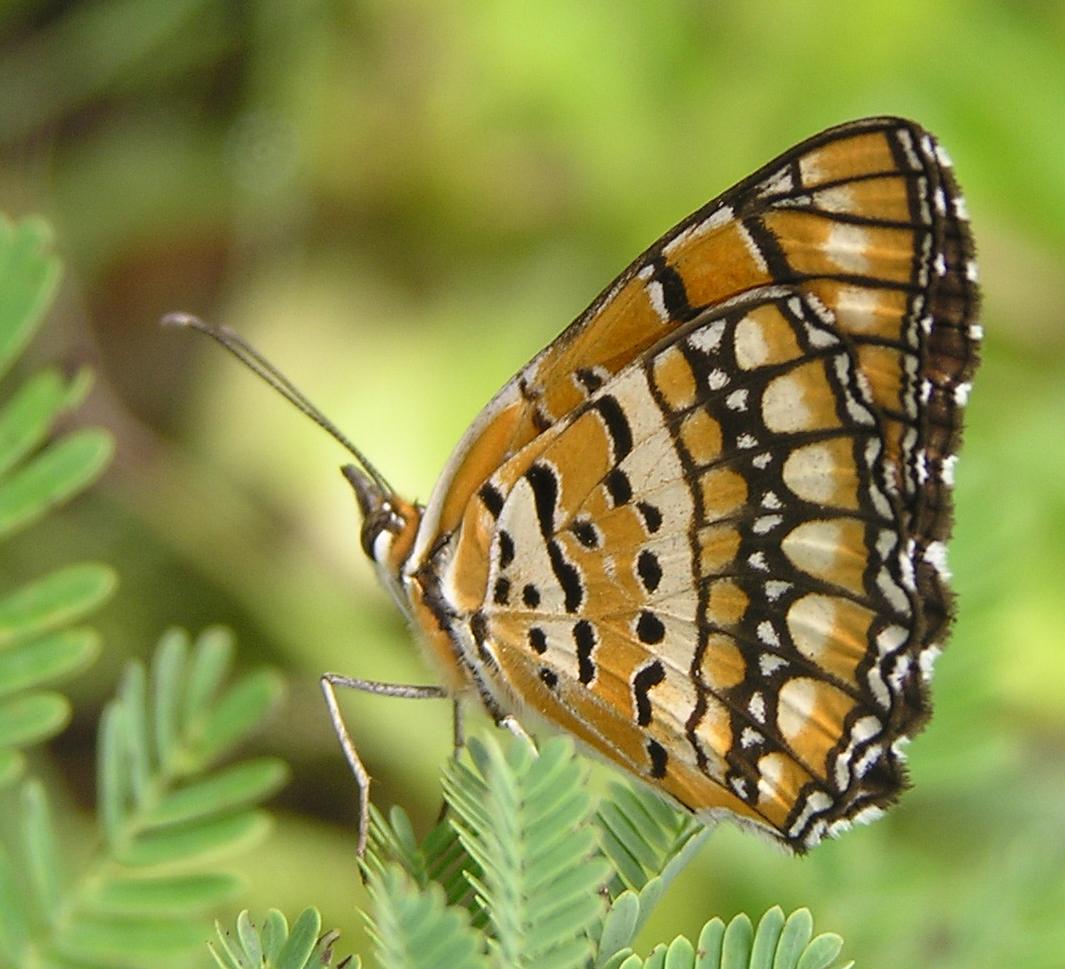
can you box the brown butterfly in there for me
[169,116,979,853]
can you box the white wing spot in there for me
[756,620,780,646]
[688,319,728,355]
[726,388,749,411]
[707,368,730,390]
[753,514,783,534]
[741,726,764,748]
[759,652,787,675]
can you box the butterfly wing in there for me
[406,117,979,848]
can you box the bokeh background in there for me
[3,2,1064,966]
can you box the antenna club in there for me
[160,311,202,329]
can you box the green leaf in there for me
[750,907,786,969]
[208,918,248,969]
[151,628,187,773]
[794,934,844,969]
[664,935,696,969]
[275,906,320,969]
[0,627,100,697]
[86,872,242,916]
[261,909,289,960]
[0,216,60,382]
[721,914,753,969]
[118,662,151,809]
[188,668,285,767]
[0,367,92,478]
[55,913,208,964]
[21,780,62,925]
[144,757,289,827]
[0,690,70,747]
[0,845,29,965]
[772,910,814,969]
[237,909,263,966]
[97,701,127,848]
[182,626,233,729]
[115,808,272,867]
[0,563,115,648]
[0,428,113,539]
[597,891,641,966]
[369,865,488,969]
[694,918,725,969]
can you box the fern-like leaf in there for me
[367,864,488,969]
[208,908,354,969]
[0,627,287,968]
[593,780,710,951]
[594,908,850,969]
[442,734,612,969]
[0,214,115,786]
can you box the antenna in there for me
[162,312,393,497]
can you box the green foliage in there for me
[354,733,851,969]
[598,907,851,969]
[0,627,287,969]
[0,215,115,786]
[442,736,612,969]
[209,908,353,969]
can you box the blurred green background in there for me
[3,1,1064,966]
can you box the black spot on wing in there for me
[522,583,541,608]
[498,530,515,569]
[547,539,583,613]
[528,627,547,654]
[592,395,633,462]
[479,482,504,518]
[636,550,662,593]
[571,518,600,549]
[647,737,668,778]
[636,610,665,644]
[525,462,558,537]
[573,620,596,685]
[637,501,662,533]
[575,368,604,393]
[606,468,632,507]
[633,660,666,726]
[651,257,691,318]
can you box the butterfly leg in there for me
[435,698,466,825]
[498,713,538,756]
[320,672,448,856]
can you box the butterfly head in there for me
[342,463,421,601]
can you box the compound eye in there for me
[360,510,389,560]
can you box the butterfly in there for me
[168,115,979,854]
